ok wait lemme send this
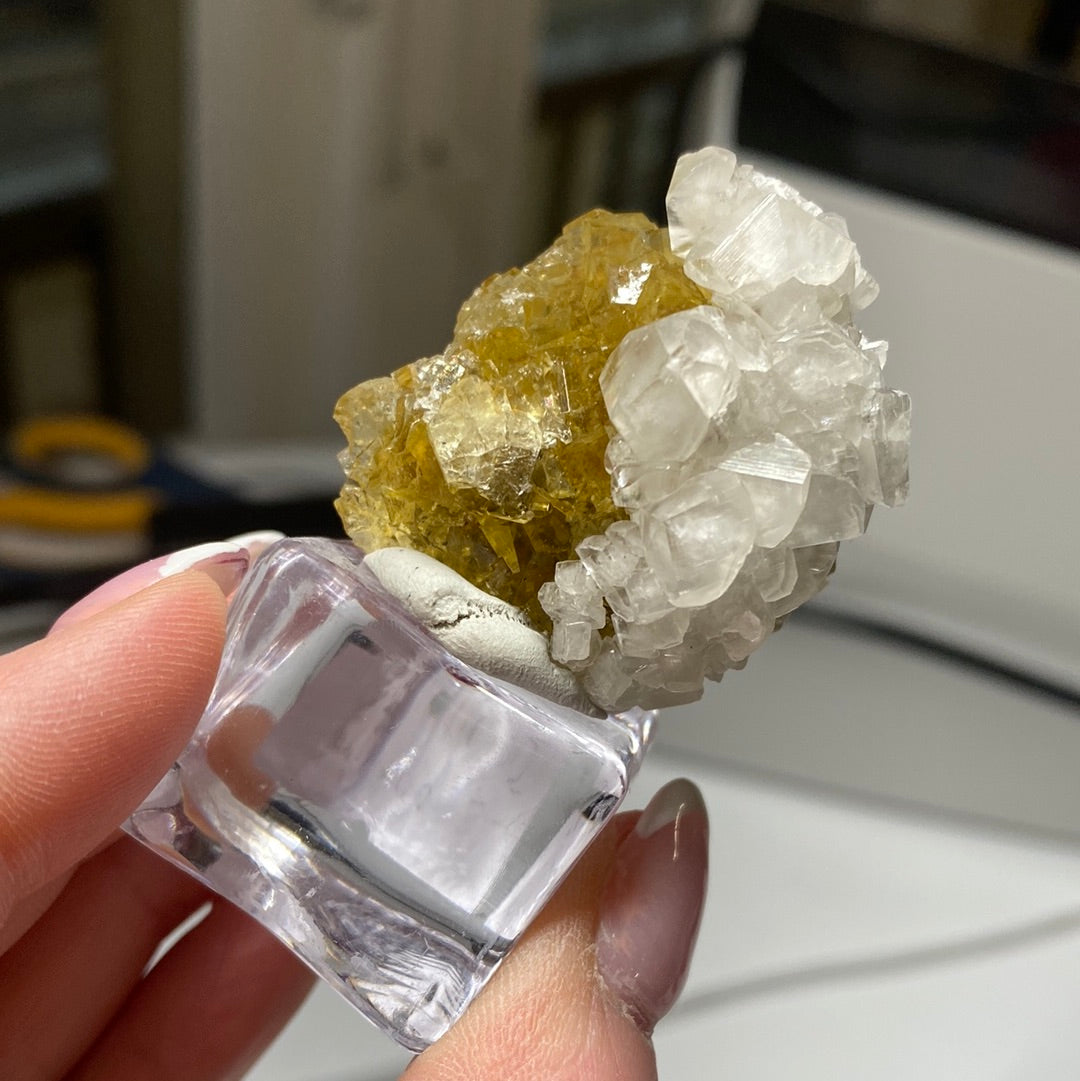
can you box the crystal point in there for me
[642,470,756,608]
[666,146,738,257]
[719,435,811,547]
[601,306,741,462]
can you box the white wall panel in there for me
[187,0,540,439]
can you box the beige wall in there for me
[186,0,541,440]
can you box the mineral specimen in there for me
[336,147,910,712]
[335,210,708,619]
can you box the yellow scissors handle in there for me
[3,417,156,532]
[0,488,157,533]
[9,415,151,481]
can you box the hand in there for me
[0,539,707,1081]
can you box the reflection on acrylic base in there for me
[126,538,653,1052]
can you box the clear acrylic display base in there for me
[126,538,652,1052]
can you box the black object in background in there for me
[739,2,1080,250]
[1034,0,1080,67]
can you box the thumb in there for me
[410,779,708,1081]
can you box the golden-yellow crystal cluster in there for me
[335,210,708,622]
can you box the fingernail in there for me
[51,541,252,634]
[225,529,285,558]
[158,541,251,592]
[596,778,708,1034]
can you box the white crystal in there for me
[719,435,811,547]
[551,619,595,664]
[691,579,773,664]
[539,147,909,711]
[631,649,706,701]
[866,388,912,506]
[612,608,690,658]
[668,150,866,317]
[771,541,839,617]
[754,280,847,332]
[749,545,799,603]
[600,306,742,462]
[787,474,869,546]
[795,429,862,480]
[666,146,738,258]
[710,297,773,370]
[641,470,756,608]
[554,561,606,623]
[609,458,689,510]
[580,640,639,713]
[538,561,607,633]
[575,521,644,596]
[683,192,856,300]
[604,560,672,625]
[774,325,882,398]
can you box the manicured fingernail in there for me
[158,541,251,591]
[51,541,252,634]
[596,778,708,1034]
[225,529,285,558]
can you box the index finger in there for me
[0,571,226,924]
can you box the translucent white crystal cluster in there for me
[540,148,911,712]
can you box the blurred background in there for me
[2,1,1079,1078]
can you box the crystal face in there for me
[336,147,911,711]
[335,210,709,623]
[126,539,650,1053]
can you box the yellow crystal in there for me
[334,209,710,622]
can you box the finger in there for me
[0,825,150,952]
[48,544,243,635]
[595,779,709,1033]
[204,705,277,808]
[0,570,227,923]
[0,836,209,1081]
[67,900,313,1081]
[48,531,283,635]
[0,868,73,956]
[410,779,708,1081]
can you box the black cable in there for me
[672,902,1080,1022]
[795,606,1080,712]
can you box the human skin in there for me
[0,547,706,1081]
